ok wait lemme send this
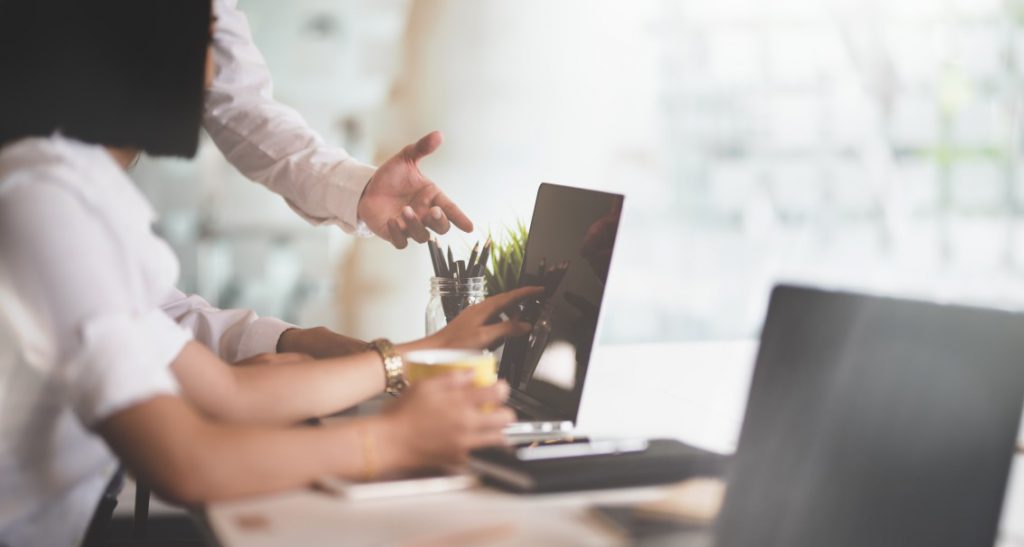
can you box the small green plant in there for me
[485,219,528,295]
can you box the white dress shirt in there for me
[206,0,377,234]
[1,3,373,544]
[0,135,296,547]
[161,289,293,364]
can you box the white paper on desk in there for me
[315,470,477,501]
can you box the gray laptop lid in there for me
[716,285,1024,547]
[499,182,624,422]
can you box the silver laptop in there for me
[498,183,624,441]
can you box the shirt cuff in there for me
[65,310,192,428]
[354,219,376,238]
[321,158,376,234]
[235,316,296,360]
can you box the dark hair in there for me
[0,0,211,157]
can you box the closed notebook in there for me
[468,438,728,493]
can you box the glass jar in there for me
[425,276,486,335]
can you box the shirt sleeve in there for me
[160,289,296,363]
[0,181,191,429]
[205,0,377,234]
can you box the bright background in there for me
[136,0,1024,345]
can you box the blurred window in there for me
[603,0,1024,342]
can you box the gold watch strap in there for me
[369,338,406,396]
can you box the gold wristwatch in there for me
[369,338,406,396]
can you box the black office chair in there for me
[82,475,205,547]
[133,482,150,540]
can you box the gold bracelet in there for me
[369,338,406,396]
[357,424,377,482]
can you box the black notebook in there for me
[468,438,728,493]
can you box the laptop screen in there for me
[715,285,1024,547]
[499,183,624,421]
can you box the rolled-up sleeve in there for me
[64,311,191,428]
[205,0,376,233]
[0,177,192,429]
[160,289,295,363]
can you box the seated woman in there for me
[0,1,538,546]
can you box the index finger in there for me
[432,192,474,233]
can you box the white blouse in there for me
[0,2,367,544]
[0,135,292,547]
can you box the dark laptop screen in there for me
[716,285,1024,547]
[499,183,623,421]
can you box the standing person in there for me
[207,0,465,250]
[0,2,536,546]
[163,0,477,362]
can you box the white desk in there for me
[206,342,1024,546]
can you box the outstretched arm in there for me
[207,0,472,248]
[100,371,514,505]
[99,395,394,504]
[205,0,375,233]
[161,289,368,362]
[171,286,543,425]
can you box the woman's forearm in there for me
[276,326,370,359]
[173,342,381,424]
[178,414,412,501]
[175,339,435,426]
[231,336,435,423]
[230,350,387,423]
[99,396,412,504]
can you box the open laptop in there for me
[498,182,624,439]
[665,284,1024,547]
